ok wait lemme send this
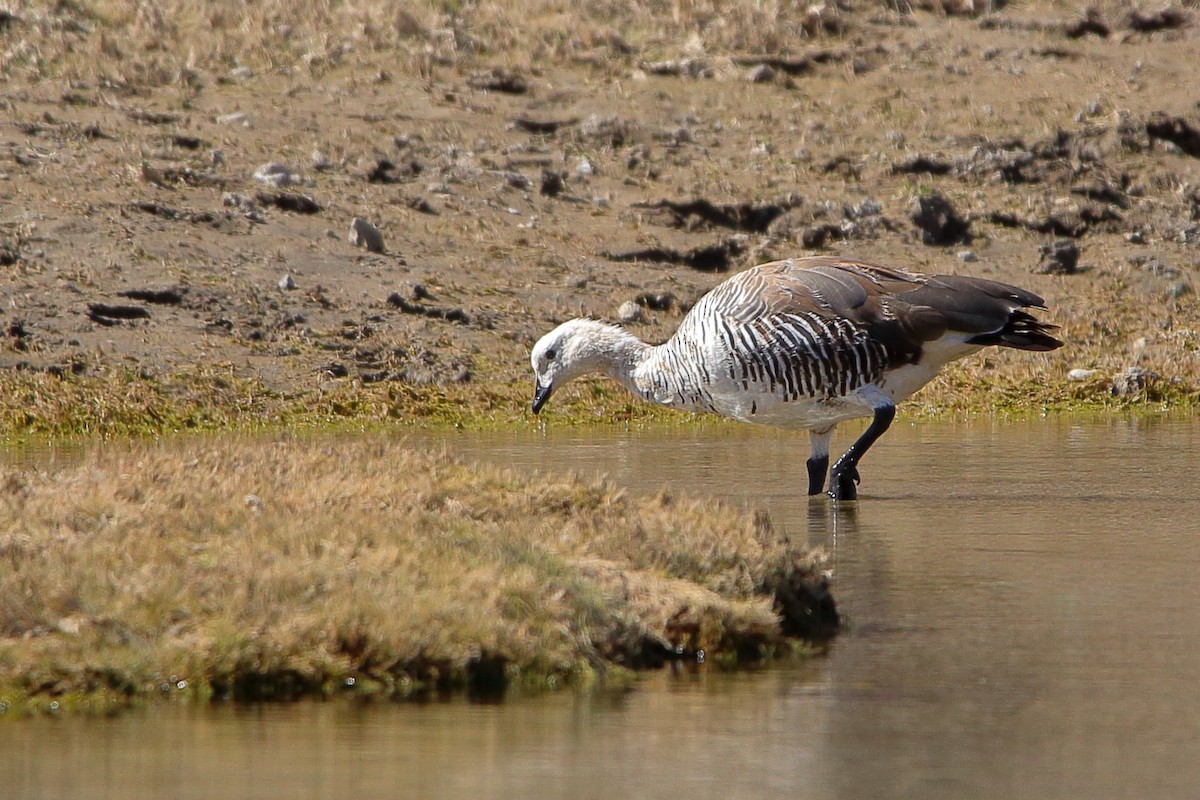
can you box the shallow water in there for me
[4,417,1200,799]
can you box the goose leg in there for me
[828,403,896,502]
[806,426,834,495]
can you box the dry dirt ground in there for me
[2,1,1200,428]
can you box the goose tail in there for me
[965,310,1063,352]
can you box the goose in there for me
[530,256,1063,500]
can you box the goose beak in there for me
[532,382,553,414]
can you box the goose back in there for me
[634,256,1060,428]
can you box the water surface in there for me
[4,418,1199,799]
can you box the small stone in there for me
[1140,260,1178,278]
[618,300,646,323]
[540,170,565,198]
[910,193,970,246]
[278,274,297,291]
[573,158,594,180]
[1166,281,1192,299]
[1036,240,1080,275]
[635,291,676,311]
[1125,229,1146,244]
[958,250,977,263]
[215,112,249,126]
[1111,366,1158,398]
[229,66,254,81]
[1067,368,1099,381]
[579,114,630,146]
[311,150,333,171]
[747,63,776,83]
[253,162,302,188]
[348,217,385,253]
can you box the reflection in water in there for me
[3,418,1200,799]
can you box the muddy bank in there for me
[2,1,1199,431]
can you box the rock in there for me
[467,67,528,94]
[349,217,385,253]
[1036,240,1080,274]
[746,64,776,83]
[958,250,977,262]
[257,192,321,214]
[578,114,631,147]
[215,112,249,126]
[635,291,676,311]
[311,150,333,171]
[1067,368,1099,381]
[1111,367,1158,398]
[222,192,265,223]
[540,170,566,197]
[573,158,594,180]
[323,362,350,378]
[1140,259,1179,278]
[278,274,297,291]
[618,300,646,323]
[910,193,970,245]
[253,162,302,187]
[1167,281,1192,300]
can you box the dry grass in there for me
[2,0,1146,87]
[0,436,831,714]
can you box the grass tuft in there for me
[0,436,833,714]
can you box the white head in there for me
[529,319,641,413]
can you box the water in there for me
[4,417,1199,799]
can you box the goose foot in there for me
[828,463,860,502]
[806,455,829,496]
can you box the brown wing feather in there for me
[714,256,1060,361]
[719,258,948,364]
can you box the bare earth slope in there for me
[2,1,1199,431]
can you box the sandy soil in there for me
[2,1,1199,414]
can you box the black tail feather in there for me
[966,310,1063,351]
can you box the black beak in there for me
[532,382,553,414]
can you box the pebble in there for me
[618,300,646,324]
[957,250,977,263]
[253,162,302,188]
[1067,368,1098,381]
[1111,366,1158,398]
[747,64,777,83]
[215,112,249,126]
[573,157,594,180]
[349,217,385,253]
[278,274,297,291]
[910,193,970,246]
[1036,240,1080,275]
[221,192,264,223]
[311,150,333,171]
[1167,281,1192,299]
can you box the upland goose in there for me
[530,256,1062,500]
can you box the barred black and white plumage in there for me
[530,256,1063,500]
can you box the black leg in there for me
[828,404,896,501]
[806,454,828,496]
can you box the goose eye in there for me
[545,348,557,361]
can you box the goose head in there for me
[530,319,636,414]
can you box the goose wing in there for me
[708,257,950,369]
